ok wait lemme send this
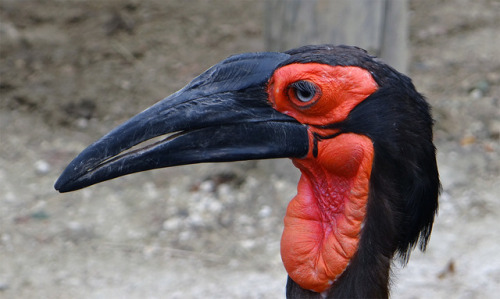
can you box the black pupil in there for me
[298,89,311,99]
[293,81,316,102]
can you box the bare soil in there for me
[1,0,499,298]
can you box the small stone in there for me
[76,117,89,129]
[67,221,83,231]
[460,135,476,146]
[470,88,483,99]
[199,180,214,192]
[34,160,51,175]
[206,199,222,213]
[179,230,191,241]
[143,182,158,199]
[258,205,272,218]
[163,218,182,231]
[188,213,204,227]
[240,239,256,249]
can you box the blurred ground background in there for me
[1,0,499,298]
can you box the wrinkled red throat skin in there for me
[281,133,374,293]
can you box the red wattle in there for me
[280,133,374,293]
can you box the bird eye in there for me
[290,80,318,103]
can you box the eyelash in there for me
[289,80,319,105]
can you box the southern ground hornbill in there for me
[55,45,440,298]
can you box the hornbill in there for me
[55,45,440,298]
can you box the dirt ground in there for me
[1,0,499,298]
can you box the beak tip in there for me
[54,179,84,193]
[54,166,82,193]
[54,177,69,193]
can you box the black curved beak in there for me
[55,52,309,192]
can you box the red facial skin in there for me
[268,63,378,292]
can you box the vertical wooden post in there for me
[264,0,409,73]
[380,0,409,73]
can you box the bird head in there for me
[55,45,439,297]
